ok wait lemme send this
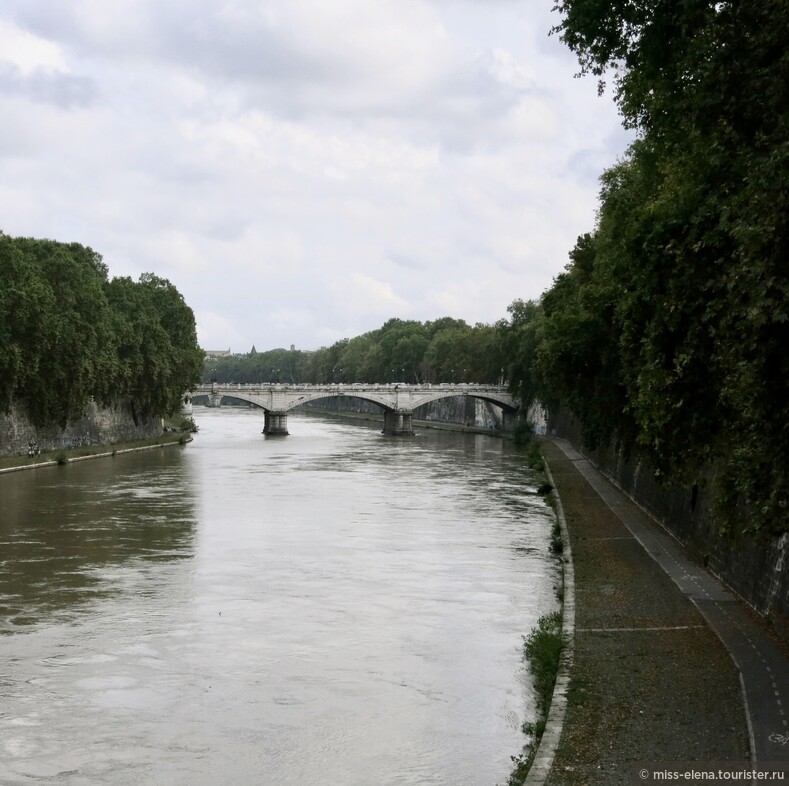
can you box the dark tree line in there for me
[203,317,505,385]
[498,0,788,534]
[0,232,204,427]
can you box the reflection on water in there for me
[0,409,558,785]
[1,450,197,630]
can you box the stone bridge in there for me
[185,382,520,436]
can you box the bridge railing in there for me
[196,382,505,390]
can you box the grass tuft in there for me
[505,611,566,785]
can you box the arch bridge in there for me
[185,382,519,436]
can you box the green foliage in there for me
[525,435,545,475]
[178,417,199,433]
[0,236,115,427]
[497,300,546,410]
[506,752,532,786]
[0,232,202,427]
[106,273,204,418]
[549,520,563,555]
[546,233,634,452]
[524,611,564,721]
[505,612,565,785]
[511,418,534,448]
[497,0,789,534]
[204,316,505,384]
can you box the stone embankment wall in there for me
[302,395,507,430]
[415,397,505,429]
[0,399,162,456]
[549,411,789,633]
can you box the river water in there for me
[1,408,559,785]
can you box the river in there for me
[1,408,559,785]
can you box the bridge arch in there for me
[188,383,520,436]
[408,390,518,415]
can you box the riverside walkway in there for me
[536,438,789,785]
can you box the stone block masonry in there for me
[0,399,162,456]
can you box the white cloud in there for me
[0,19,67,74]
[196,311,246,352]
[0,0,631,350]
[330,273,411,319]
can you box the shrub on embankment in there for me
[506,612,565,785]
[0,232,203,433]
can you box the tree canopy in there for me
[203,317,505,385]
[498,0,789,533]
[0,232,204,427]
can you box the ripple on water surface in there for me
[0,409,559,785]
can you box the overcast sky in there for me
[0,1,631,352]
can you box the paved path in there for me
[549,437,789,765]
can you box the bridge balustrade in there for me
[188,382,520,436]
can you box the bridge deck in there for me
[186,383,524,435]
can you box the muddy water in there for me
[0,408,558,785]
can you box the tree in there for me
[9,238,116,427]
[128,274,204,416]
[540,0,789,531]
[0,235,57,414]
[0,233,203,427]
[498,300,544,408]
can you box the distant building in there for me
[204,348,232,358]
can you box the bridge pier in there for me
[383,410,414,436]
[263,410,289,435]
[188,383,520,438]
